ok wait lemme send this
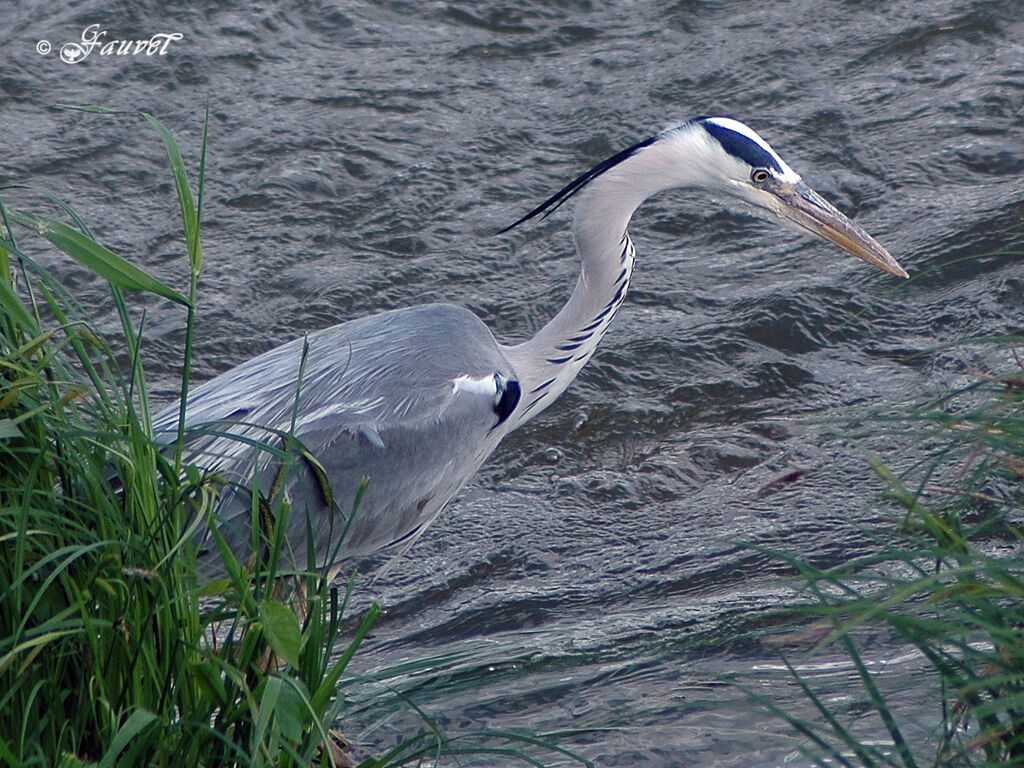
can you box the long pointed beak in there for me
[770,181,908,278]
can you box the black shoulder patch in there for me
[493,376,521,425]
[700,119,783,173]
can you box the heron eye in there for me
[751,168,771,184]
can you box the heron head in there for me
[684,117,908,278]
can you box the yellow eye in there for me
[751,168,770,184]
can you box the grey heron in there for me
[155,116,907,577]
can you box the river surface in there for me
[3,1,1023,765]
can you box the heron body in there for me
[155,117,906,575]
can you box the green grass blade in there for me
[260,599,304,670]
[312,602,380,713]
[141,111,202,274]
[96,708,158,768]
[0,266,38,332]
[5,209,190,306]
[252,675,282,754]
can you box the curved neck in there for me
[501,135,702,430]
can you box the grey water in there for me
[2,0,1023,764]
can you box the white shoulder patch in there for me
[451,374,498,398]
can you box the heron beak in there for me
[770,181,908,278]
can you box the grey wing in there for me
[154,304,520,575]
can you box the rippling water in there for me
[3,1,1023,764]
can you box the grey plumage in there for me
[155,304,516,574]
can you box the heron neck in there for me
[502,139,687,429]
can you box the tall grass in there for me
[0,109,590,767]
[760,315,1024,766]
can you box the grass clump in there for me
[761,326,1024,766]
[0,106,379,767]
[0,108,590,768]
